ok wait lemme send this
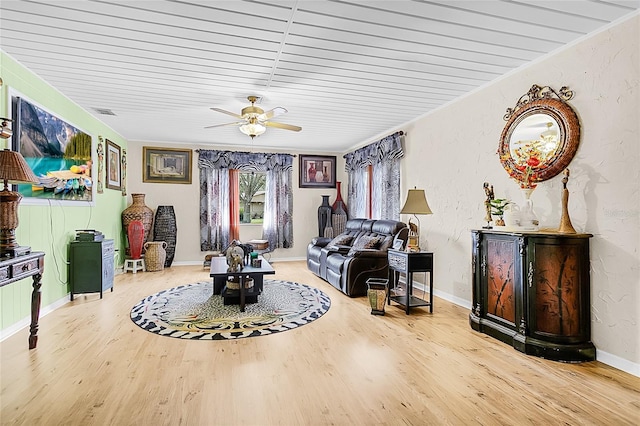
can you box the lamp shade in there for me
[0,149,38,187]
[400,188,433,215]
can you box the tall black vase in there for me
[318,195,332,237]
[153,205,177,267]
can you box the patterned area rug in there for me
[131,279,331,340]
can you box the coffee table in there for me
[209,255,275,311]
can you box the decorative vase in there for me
[318,195,332,237]
[520,188,539,230]
[127,220,144,260]
[144,241,167,272]
[503,203,521,227]
[331,181,348,235]
[153,205,177,267]
[122,193,154,255]
[367,278,388,315]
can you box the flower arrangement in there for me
[501,138,553,189]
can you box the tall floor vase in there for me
[318,195,332,238]
[122,193,154,256]
[331,181,348,235]
[153,205,177,267]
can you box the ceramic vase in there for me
[153,205,177,267]
[127,220,144,260]
[144,241,167,272]
[318,195,332,237]
[122,193,154,255]
[331,181,348,235]
[520,188,539,230]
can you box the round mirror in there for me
[499,96,580,187]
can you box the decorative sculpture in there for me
[558,169,577,233]
[483,182,494,229]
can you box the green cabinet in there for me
[69,239,115,300]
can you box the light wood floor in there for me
[1,261,638,425]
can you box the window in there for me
[239,171,266,224]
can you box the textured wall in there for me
[402,15,639,367]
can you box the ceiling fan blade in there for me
[259,107,287,121]
[210,107,243,119]
[264,121,302,132]
[204,121,245,129]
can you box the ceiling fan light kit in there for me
[208,96,301,139]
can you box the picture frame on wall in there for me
[105,139,122,190]
[143,146,193,184]
[10,91,95,203]
[299,155,337,188]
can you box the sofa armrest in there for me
[349,249,388,258]
[310,237,332,247]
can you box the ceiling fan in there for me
[206,96,302,139]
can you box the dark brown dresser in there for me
[470,229,595,362]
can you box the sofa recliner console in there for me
[307,218,409,297]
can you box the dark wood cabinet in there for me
[470,230,595,362]
[69,239,114,300]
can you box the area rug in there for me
[130,279,331,340]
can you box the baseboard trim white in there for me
[0,294,70,342]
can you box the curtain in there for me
[198,150,293,251]
[344,131,405,220]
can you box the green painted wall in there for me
[0,51,127,331]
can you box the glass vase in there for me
[520,188,539,230]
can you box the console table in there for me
[0,251,45,349]
[387,249,434,314]
[470,230,595,362]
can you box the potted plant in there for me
[489,198,510,226]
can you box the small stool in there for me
[124,258,145,274]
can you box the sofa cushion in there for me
[327,234,354,248]
[348,235,382,256]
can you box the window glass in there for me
[239,171,266,223]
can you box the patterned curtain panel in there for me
[263,157,294,249]
[199,167,230,251]
[344,131,405,219]
[198,150,294,251]
[347,167,367,218]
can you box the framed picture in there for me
[105,139,121,190]
[143,146,192,184]
[299,155,336,188]
[10,91,95,203]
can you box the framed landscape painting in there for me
[299,155,336,188]
[143,146,192,184]
[11,92,94,203]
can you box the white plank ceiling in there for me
[1,0,638,152]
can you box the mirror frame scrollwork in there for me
[499,84,581,185]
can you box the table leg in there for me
[239,275,246,312]
[429,270,434,313]
[406,272,412,315]
[29,273,42,349]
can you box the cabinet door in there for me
[528,237,590,343]
[483,235,520,330]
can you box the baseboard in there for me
[410,280,639,378]
[173,256,307,267]
[0,294,70,342]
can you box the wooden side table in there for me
[0,251,45,349]
[387,249,434,314]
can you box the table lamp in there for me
[0,148,39,257]
[400,187,433,252]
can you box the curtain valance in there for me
[343,131,404,172]
[198,150,293,172]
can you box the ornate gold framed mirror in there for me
[498,85,580,188]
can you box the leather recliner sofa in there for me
[307,218,409,297]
